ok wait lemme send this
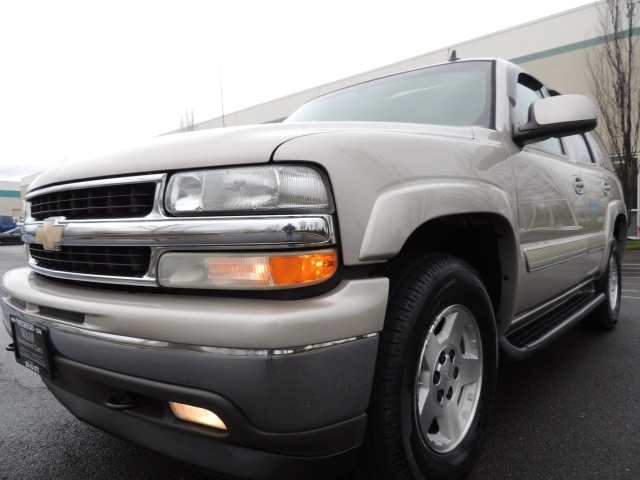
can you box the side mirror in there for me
[513,94,597,145]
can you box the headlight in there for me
[165,165,331,215]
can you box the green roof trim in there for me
[510,27,640,64]
[0,190,21,198]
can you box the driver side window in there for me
[515,82,564,156]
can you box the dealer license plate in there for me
[11,316,54,379]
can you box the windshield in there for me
[286,61,493,128]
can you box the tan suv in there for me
[3,58,626,479]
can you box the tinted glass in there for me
[286,61,493,128]
[585,132,615,171]
[566,135,594,164]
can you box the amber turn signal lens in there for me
[158,249,337,289]
[269,252,337,286]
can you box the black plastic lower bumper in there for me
[47,381,361,479]
[43,355,367,479]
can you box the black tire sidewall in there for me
[400,268,498,480]
[590,240,621,329]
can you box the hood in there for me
[29,122,474,192]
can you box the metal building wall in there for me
[0,180,23,220]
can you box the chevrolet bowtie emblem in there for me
[35,218,66,251]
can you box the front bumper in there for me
[2,269,389,478]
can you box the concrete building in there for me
[0,180,23,221]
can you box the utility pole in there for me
[218,50,226,128]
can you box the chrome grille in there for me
[30,182,156,220]
[29,244,151,277]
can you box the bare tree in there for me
[586,0,640,211]
[178,108,197,132]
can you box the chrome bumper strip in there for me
[23,215,335,248]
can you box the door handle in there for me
[603,181,611,197]
[573,176,585,194]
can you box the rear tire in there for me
[585,240,621,330]
[361,254,498,479]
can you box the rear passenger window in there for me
[585,132,615,171]
[566,135,594,164]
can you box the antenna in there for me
[449,49,459,62]
[217,50,226,127]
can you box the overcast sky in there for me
[0,0,596,182]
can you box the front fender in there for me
[359,179,520,335]
[359,179,517,261]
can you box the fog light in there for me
[158,249,337,289]
[169,402,227,430]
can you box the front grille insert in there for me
[29,244,151,277]
[30,182,156,220]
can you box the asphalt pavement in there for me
[0,245,638,480]
[467,248,640,480]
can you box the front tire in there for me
[362,254,498,480]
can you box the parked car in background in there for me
[0,228,24,244]
[0,228,24,245]
[3,58,626,480]
[0,215,16,233]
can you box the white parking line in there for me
[622,296,640,300]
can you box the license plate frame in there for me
[11,316,54,379]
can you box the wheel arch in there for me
[359,180,520,335]
[595,200,627,274]
[377,212,519,337]
[613,212,628,256]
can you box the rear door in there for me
[562,134,610,276]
